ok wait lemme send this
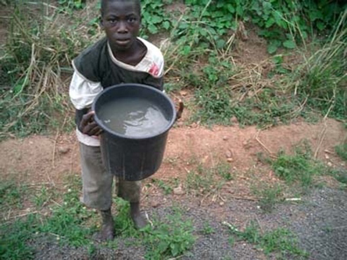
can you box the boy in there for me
[69,0,164,241]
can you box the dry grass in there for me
[0,1,102,137]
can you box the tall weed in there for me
[0,2,92,138]
[287,10,347,120]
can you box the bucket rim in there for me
[92,83,177,140]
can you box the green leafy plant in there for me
[38,176,96,247]
[251,183,284,212]
[0,180,27,212]
[335,142,347,161]
[112,199,196,259]
[143,209,196,259]
[0,214,37,259]
[272,148,322,187]
[201,222,215,235]
[58,0,85,11]
[329,168,347,186]
[141,0,172,37]
[186,163,226,195]
[151,179,173,195]
[227,221,308,258]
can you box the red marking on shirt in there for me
[149,63,160,76]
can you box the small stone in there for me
[327,162,333,167]
[58,147,70,155]
[219,202,224,206]
[173,185,185,195]
[230,116,238,124]
[190,123,198,128]
[227,158,233,163]
[325,154,330,160]
[248,91,254,97]
[223,136,228,141]
[151,201,161,208]
[180,91,188,96]
[201,155,209,164]
[177,121,184,127]
[243,140,252,149]
[225,150,232,158]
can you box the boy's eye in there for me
[107,18,117,24]
[127,17,137,23]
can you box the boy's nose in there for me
[117,21,128,33]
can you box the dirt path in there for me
[1,118,345,183]
[1,119,346,259]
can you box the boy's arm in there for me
[69,71,103,135]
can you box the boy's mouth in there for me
[115,39,130,46]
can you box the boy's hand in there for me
[176,100,184,120]
[79,111,103,136]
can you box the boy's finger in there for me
[81,121,99,135]
[88,125,103,136]
[80,111,95,128]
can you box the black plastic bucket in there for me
[92,84,176,181]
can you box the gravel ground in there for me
[30,186,347,260]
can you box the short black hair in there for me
[101,0,141,16]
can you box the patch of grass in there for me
[32,186,56,209]
[287,10,347,121]
[142,209,196,259]
[251,183,284,213]
[58,0,85,12]
[227,221,308,259]
[335,142,347,161]
[0,174,197,259]
[0,179,27,212]
[215,162,234,181]
[1,2,90,139]
[0,214,37,259]
[141,0,172,37]
[38,176,97,247]
[0,180,37,259]
[201,222,215,235]
[0,174,98,260]
[186,162,228,195]
[329,168,347,186]
[272,148,322,187]
[151,179,174,195]
[112,200,196,259]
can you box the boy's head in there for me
[101,0,141,17]
[100,0,142,52]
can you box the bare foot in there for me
[94,209,115,242]
[130,202,148,229]
[131,213,148,229]
[93,220,115,242]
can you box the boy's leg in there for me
[79,143,115,240]
[116,179,148,228]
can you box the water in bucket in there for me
[98,97,170,138]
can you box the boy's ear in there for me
[99,15,105,30]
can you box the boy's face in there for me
[101,0,141,52]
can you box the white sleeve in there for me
[69,71,103,110]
